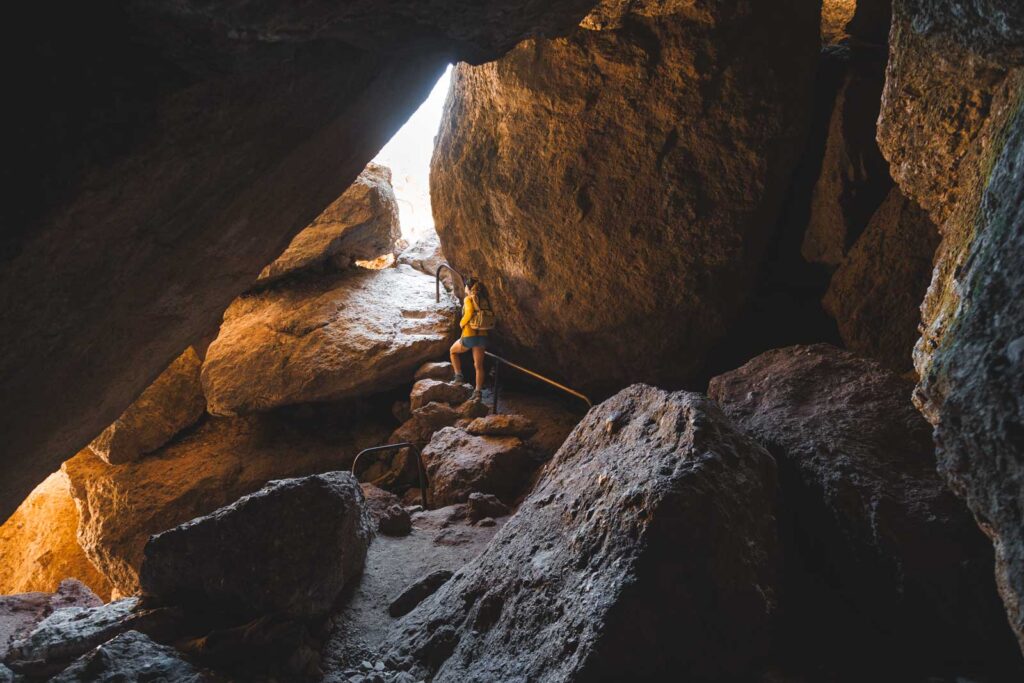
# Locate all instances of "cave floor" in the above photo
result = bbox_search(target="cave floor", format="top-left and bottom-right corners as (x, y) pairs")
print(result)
(320, 505), (505, 679)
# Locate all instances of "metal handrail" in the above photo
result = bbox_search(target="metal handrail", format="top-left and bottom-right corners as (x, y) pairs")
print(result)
(351, 442), (428, 507)
(484, 351), (592, 413)
(435, 263), (465, 303)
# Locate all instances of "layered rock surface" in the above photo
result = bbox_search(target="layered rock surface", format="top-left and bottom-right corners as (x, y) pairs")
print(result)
(823, 188), (939, 371)
(50, 631), (213, 683)
(709, 344), (1020, 672)
(383, 385), (780, 681)
(431, 0), (819, 393)
(202, 265), (458, 415)
(257, 162), (400, 283)
(0, 580), (101, 662)
(876, 0), (1024, 651)
(87, 348), (205, 465)
(141, 472), (370, 620)
(0, 473), (112, 600)
(0, 0), (597, 524)
(63, 412), (389, 596)
(926, 107), (1024, 654)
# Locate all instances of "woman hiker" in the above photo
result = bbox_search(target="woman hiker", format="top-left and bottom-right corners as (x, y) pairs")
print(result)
(450, 277), (494, 401)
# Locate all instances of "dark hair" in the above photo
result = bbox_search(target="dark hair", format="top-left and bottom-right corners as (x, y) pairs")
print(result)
(470, 280), (490, 309)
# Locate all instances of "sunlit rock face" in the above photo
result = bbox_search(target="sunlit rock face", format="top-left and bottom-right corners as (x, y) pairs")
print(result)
(0, 473), (112, 600)
(257, 162), (400, 284)
(431, 0), (819, 395)
(87, 348), (205, 466)
(202, 265), (458, 415)
(0, 0), (599, 524)
(876, 0), (1024, 651)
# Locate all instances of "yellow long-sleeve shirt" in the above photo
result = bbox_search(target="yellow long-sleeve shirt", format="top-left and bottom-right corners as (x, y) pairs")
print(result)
(460, 295), (488, 338)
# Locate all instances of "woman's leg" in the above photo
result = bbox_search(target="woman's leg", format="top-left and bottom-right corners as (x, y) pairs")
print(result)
(472, 347), (486, 392)
(450, 339), (467, 379)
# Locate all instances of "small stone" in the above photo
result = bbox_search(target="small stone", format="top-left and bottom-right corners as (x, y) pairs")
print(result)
(374, 661), (385, 671)
(414, 362), (454, 382)
(388, 570), (455, 618)
(464, 414), (537, 438)
(477, 517), (496, 527)
(468, 492), (510, 521)
(409, 380), (473, 411)
(361, 660), (373, 670)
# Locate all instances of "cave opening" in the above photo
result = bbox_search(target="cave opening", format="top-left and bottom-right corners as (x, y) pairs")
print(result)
(373, 64), (453, 242)
(3, 0), (1024, 681)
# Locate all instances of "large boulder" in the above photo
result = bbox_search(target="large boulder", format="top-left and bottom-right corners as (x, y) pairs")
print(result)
(823, 188), (939, 371)
(257, 162), (400, 283)
(63, 413), (389, 596)
(408, 379), (472, 412)
(87, 348), (205, 465)
(383, 385), (780, 681)
(431, 0), (819, 394)
(709, 344), (1021, 671)
(0, 472), (112, 600)
(876, 1), (1024, 651)
(202, 265), (458, 415)
(925, 107), (1024, 655)
(0, 0), (598, 526)
(420, 427), (537, 506)
(140, 472), (370, 620)
(51, 631), (214, 683)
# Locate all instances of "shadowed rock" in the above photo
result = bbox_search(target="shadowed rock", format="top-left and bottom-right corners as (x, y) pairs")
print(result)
(141, 472), (370, 620)
(802, 44), (892, 268)
(924, 107), (1024, 656)
(51, 630), (214, 683)
(709, 344), (1021, 673)
(361, 484), (412, 537)
(383, 385), (780, 681)
(388, 571), (454, 618)
(0, 580), (101, 662)
(64, 413), (388, 596)
(823, 188), (939, 371)
(876, 2), (1024, 653)
(5, 598), (180, 679)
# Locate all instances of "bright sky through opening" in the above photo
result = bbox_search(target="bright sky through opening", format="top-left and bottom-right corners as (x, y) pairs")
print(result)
(373, 65), (453, 242)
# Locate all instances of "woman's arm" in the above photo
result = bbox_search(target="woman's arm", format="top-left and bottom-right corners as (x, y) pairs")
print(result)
(460, 295), (475, 329)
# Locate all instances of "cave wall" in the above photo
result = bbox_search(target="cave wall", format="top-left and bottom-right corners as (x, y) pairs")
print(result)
(0, 0), (599, 523)
(431, 0), (820, 396)
(876, 0), (1024, 651)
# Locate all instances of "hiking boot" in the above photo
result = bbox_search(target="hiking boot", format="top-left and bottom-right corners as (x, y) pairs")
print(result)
(471, 389), (483, 402)
(450, 373), (465, 385)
